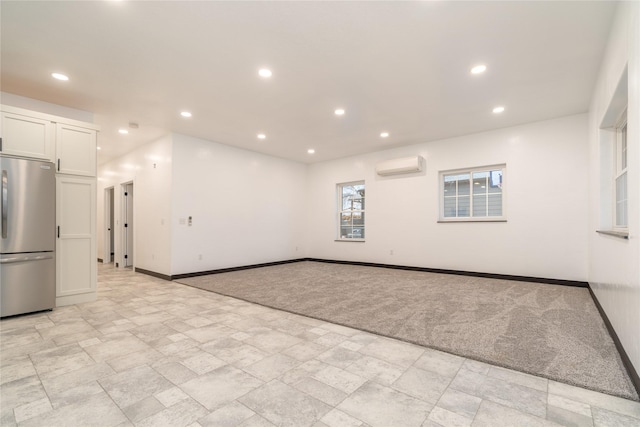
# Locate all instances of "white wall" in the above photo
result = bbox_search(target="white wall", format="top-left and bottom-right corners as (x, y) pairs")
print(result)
(588, 2), (640, 379)
(307, 114), (589, 281)
(1, 92), (94, 123)
(97, 135), (173, 276)
(170, 134), (307, 275)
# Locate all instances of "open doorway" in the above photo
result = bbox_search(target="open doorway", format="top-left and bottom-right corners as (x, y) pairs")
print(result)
(104, 187), (115, 263)
(121, 182), (134, 268)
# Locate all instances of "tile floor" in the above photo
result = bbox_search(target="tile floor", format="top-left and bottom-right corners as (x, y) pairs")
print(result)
(1, 263), (639, 427)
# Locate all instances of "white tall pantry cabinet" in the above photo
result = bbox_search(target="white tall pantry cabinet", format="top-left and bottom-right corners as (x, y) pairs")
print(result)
(1, 105), (98, 307)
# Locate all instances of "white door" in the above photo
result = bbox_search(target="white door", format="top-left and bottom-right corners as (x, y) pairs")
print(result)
(104, 187), (114, 263)
(56, 176), (96, 297)
(109, 189), (115, 263)
(122, 183), (134, 267)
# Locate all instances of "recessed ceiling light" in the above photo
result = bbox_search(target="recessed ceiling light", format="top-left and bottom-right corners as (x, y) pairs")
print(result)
(380, 132), (389, 138)
(51, 72), (69, 81)
(118, 129), (129, 134)
(307, 149), (315, 154)
(492, 106), (505, 114)
(257, 133), (266, 140)
(258, 68), (272, 78)
(180, 111), (192, 118)
(334, 109), (345, 116)
(471, 65), (487, 74)
(97, 146), (102, 150)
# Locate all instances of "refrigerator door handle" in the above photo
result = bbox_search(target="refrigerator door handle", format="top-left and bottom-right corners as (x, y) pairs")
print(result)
(1, 169), (7, 239)
(0, 254), (54, 264)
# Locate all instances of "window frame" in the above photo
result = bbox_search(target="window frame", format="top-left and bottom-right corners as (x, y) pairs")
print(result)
(439, 165), (506, 223)
(336, 180), (365, 241)
(613, 110), (628, 230)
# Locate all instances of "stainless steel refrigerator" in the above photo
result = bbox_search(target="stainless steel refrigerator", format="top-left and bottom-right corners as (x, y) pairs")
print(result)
(1, 155), (56, 317)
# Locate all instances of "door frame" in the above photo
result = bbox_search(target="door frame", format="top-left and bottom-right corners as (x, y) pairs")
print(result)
(120, 181), (134, 268)
(103, 186), (114, 263)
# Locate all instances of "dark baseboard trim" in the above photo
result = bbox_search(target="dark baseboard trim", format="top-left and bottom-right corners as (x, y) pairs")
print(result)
(588, 286), (640, 399)
(97, 258), (103, 263)
(135, 267), (172, 282)
(140, 257), (587, 287)
(306, 258), (589, 288)
(171, 258), (308, 280)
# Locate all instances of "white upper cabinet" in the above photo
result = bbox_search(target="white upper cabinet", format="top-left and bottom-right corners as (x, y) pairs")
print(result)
(0, 111), (54, 161)
(0, 105), (98, 177)
(56, 123), (97, 176)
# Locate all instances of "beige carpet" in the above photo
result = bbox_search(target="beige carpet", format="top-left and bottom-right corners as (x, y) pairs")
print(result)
(175, 261), (638, 401)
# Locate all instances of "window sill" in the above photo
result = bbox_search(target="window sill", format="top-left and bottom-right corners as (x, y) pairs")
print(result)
(438, 219), (507, 223)
(596, 230), (629, 239)
(334, 239), (366, 243)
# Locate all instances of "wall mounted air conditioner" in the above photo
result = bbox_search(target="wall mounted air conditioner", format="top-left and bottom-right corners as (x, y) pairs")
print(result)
(375, 156), (424, 176)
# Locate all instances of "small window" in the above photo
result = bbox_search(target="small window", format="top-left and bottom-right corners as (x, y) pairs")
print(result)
(614, 112), (627, 229)
(337, 181), (365, 240)
(440, 165), (505, 222)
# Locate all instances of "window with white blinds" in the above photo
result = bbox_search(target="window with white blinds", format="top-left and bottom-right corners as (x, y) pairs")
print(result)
(614, 113), (628, 229)
(337, 181), (365, 240)
(440, 166), (505, 221)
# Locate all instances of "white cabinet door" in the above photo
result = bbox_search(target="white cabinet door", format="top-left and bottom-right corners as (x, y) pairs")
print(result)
(56, 123), (97, 176)
(56, 176), (96, 298)
(0, 112), (54, 161)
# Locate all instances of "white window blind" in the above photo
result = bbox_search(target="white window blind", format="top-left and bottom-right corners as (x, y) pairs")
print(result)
(614, 116), (627, 229)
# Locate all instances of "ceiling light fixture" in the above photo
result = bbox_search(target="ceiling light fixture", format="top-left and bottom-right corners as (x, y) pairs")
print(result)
(97, 147), (102, 150)
(307, 149), (315, 154)
(380, 132), (389, 138)
(257, 133), (266, 140)
(492, 106), (505, 114)
(180, 111), (192, 118)
(258, 68), (272, 78)
(118, 129), (129, 134)
(51, 72), (69, 81)
(471, 64), (487, 74)
(334, 109), (345, 116)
